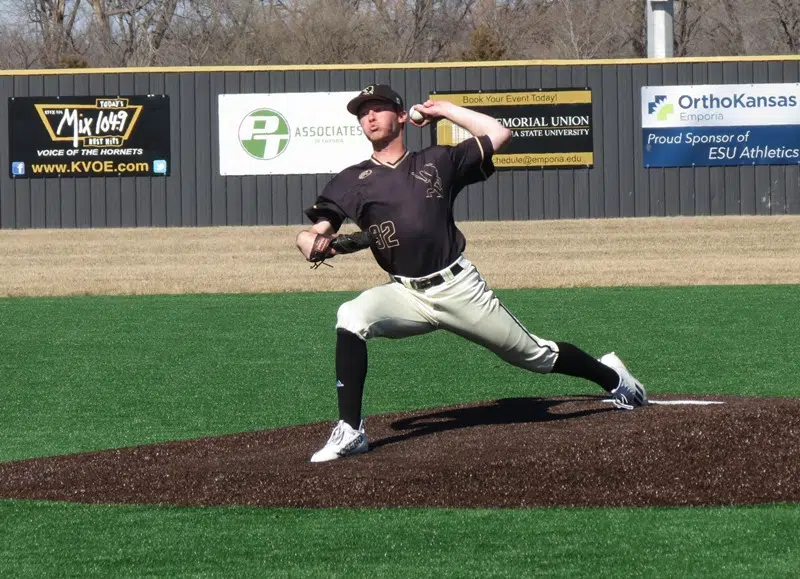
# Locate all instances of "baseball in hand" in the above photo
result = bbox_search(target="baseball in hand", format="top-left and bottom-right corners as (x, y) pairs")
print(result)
(409, 105), (426, 122)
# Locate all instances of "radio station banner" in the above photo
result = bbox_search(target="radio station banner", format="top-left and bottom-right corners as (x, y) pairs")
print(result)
(431, 89), (593, 169)
(642, 83), (800, 167)
(218, 92), (372, 175)
(9, 95), (170, 178)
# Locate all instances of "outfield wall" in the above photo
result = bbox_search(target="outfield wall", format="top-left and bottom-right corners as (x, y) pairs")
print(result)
(1, 57), (799, 229)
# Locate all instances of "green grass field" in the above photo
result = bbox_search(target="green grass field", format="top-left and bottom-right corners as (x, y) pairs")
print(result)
(2, 286), (799, 577)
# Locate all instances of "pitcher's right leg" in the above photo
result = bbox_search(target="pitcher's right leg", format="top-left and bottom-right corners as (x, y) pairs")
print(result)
(336, 282), (437, 340)
(334, 282), (436, 428)
(311, 283), (437, 462)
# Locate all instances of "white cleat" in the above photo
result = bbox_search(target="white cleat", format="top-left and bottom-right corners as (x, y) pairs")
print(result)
(600, 352), (648, 410)
(310, 419), (369, 462)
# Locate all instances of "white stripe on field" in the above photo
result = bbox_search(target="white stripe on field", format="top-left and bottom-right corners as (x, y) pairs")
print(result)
(602, 399), (725, 406)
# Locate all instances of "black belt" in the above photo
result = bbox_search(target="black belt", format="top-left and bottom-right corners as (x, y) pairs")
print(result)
(393, 263), (464, 291)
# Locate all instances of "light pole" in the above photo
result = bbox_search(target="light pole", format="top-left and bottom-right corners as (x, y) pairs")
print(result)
(647, 0), (674, 58)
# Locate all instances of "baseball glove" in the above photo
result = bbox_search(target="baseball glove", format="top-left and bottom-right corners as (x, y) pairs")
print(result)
(309, 230), (376, 268)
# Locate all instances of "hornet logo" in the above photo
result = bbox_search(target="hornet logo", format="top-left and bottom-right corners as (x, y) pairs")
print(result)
(411, 163), (443, 198)
(648, 95), (674, 121)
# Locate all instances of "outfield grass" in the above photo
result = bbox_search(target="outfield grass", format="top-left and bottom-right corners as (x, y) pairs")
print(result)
(1, 501), (798, 578)
(1, 286), (799, 577)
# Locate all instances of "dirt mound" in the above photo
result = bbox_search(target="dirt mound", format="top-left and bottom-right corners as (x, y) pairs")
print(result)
(1, 395), (798, 508)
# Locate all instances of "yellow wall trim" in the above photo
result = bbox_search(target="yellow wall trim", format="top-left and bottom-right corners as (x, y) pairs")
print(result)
(2, 55), (800, 76)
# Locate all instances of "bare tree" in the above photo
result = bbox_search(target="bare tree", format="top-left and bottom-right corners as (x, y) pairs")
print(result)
(460, 0), (555, 60)
(0, 22), (43, 69)
(263, 0), (371, 64)
(619, 0), (647, 57)
(232, 0), (283, 65)
(769, 0), (800, 52)
(715, 0), (748, 54)
(460, 23), (508, 61)
(549, 0), (625, 59)
(369, 0), (477, 62)
(122, 0), (180, 65)
(25, 0), (84, 67)
(9, 0), (800, 68)
(672, 0), (706, 57)
(79, 0), (181, 66)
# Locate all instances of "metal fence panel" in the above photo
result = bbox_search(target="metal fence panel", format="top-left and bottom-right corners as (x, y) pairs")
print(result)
(1, 59), (799, 228)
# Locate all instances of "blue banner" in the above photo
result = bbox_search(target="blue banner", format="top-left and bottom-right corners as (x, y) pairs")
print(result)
(643, 125), (800, 167)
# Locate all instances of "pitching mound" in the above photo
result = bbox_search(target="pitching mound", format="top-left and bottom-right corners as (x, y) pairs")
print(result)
(1, 395), (799, 508)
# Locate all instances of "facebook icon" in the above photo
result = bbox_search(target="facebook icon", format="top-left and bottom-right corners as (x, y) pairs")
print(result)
(11, 162), (25, 176)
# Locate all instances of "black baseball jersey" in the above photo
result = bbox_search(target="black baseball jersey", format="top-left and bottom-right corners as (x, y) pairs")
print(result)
(305, 135), (495, 277)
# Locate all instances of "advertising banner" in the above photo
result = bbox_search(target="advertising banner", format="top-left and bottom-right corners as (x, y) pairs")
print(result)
(9, 95), (170, 178)
(218, 92), (372, 175)
(430, 89), (593, 169)
(642, 83), (800, 167)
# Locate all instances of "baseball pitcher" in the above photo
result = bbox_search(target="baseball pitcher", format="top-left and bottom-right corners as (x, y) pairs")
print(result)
(296, 84), (647, 462)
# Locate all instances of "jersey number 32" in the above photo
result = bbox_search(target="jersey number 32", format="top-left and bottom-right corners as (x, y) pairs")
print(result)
(368, 220), (400, 250)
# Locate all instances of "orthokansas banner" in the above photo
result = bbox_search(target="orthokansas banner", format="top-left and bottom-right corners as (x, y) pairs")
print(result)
(9, 95), (170, 178)
(218, 92), (372, 175)
(642, 83), (800, 167)
(431, 89), (593, 169)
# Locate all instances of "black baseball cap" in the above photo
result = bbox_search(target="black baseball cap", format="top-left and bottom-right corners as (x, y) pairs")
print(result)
(347, 84), (404, 116)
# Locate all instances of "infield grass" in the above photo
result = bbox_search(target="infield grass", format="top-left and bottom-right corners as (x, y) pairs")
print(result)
(1, 285), (799, 577)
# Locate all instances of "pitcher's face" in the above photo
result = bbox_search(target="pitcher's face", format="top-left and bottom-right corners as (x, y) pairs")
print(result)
(357, 100), (407, 144)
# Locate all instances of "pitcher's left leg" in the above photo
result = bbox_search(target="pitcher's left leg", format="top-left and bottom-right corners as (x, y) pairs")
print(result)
(430, 265), (647, 407)
(430, 266), (558, 372)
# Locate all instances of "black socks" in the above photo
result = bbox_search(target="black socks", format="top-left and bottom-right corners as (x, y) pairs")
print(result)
(334, 335), (618, 429)
(551, 342), (620, 392)
(335, 329), (367, 429)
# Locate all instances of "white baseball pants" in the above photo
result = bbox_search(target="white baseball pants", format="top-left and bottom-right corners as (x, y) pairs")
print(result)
(335, 256), (559, 373)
